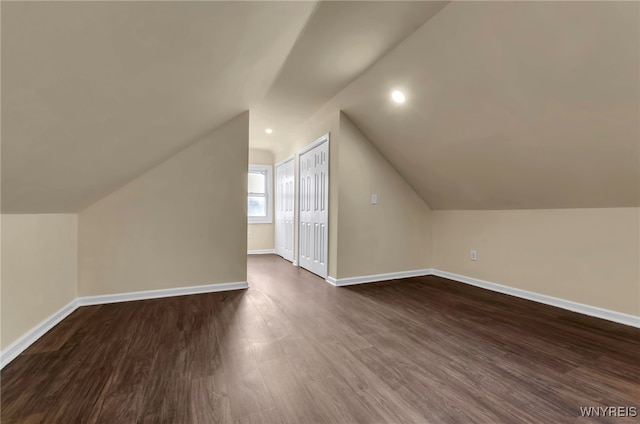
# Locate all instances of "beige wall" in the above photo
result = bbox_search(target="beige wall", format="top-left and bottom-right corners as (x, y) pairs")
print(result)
(337, 113), (432, 278)
(274, 110), (432, 279)
(1, 214), (77, 349)
(432, 208), (640, 316)
(78, 112), (249, 296)
(248, 149), (275, 251)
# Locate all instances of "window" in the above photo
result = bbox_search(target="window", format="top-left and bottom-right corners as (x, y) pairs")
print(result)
(248, 164), (272, 224)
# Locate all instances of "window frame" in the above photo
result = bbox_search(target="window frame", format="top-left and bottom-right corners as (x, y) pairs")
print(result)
(248, 164), (273, 224)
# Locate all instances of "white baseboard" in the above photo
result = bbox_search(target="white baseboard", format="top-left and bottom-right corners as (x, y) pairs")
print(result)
(431, 269), (640, 328)
(248, 249), (276, 255)
(3, 269), (636, 371)
(326, 268), (433, 287)
(324, 266), (639, 327)
(77, 281), (249, 306)
(0, 299), (78, 369)
(0, 281), (249, 369)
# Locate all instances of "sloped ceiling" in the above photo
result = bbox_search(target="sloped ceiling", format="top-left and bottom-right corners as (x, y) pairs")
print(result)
(1, 1), (317, 213)
(336, 1), (639, 209)
(2, 0), (447, 213)
(3, 1), (637, 213)
(249, 1), (448, 152)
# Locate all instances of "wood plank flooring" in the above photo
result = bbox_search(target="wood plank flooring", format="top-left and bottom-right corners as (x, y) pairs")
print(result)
(2, 254), (639, 423)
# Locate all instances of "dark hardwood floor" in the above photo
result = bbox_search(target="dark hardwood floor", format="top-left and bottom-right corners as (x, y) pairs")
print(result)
(2, 254), (639, 423)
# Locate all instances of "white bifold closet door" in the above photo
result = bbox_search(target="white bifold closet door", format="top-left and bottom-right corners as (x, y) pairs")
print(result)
(298, 134), (329, 279)
(275, 157), (294, 262)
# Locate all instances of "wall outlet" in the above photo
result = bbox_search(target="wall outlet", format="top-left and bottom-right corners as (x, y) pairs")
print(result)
(470, 250), (477, 261)
(371, 194), (378, 205)
(248, 231), (253, 239)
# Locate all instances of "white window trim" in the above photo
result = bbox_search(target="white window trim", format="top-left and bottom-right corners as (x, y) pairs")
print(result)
(248, 164), (273, 224)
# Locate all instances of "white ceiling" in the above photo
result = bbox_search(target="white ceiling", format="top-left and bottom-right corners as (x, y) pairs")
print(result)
(1, 1), (317, 212)
(2, 0), (447, 213)
(3, 1), (637, 212)
(249, 1), (448, 152)
(332, 1), (640, 209)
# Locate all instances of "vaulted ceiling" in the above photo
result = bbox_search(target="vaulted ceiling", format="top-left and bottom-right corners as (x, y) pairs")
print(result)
(332, 1), (640, 209)
(249, 1), (447, 151)
(1, 1), (446, 213)
(2, 1), (638, 212)
(2, 1), (317, 212)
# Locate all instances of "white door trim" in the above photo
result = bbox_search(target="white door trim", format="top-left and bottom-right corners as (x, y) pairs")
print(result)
(275, 154), (295, 168)
(298, 133), (329, 156)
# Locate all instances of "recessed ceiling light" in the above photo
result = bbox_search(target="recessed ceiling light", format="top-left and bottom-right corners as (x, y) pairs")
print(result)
(265, 128), (273, 134)
(391, 90), (405, 104)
